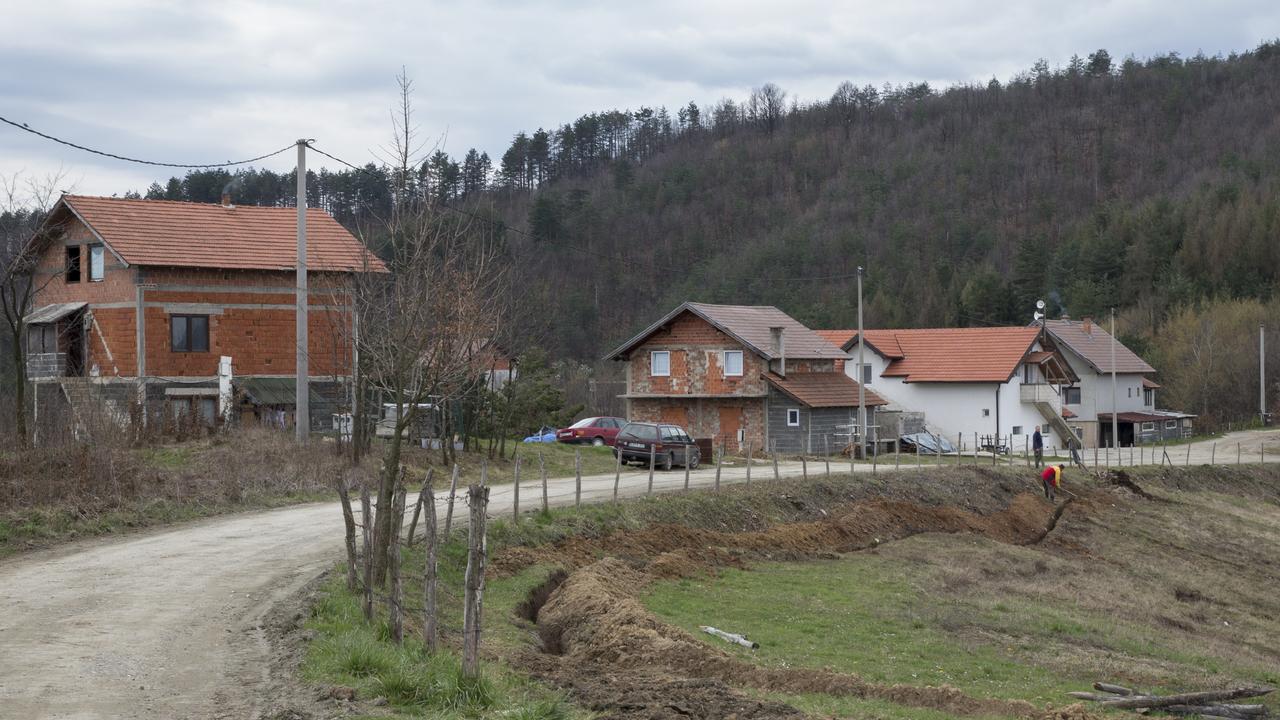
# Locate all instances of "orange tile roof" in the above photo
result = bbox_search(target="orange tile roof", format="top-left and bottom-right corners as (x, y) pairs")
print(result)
(825, 327), (1041, 383)
(765, 372), (887, 408)
(60, 195), (387, 273)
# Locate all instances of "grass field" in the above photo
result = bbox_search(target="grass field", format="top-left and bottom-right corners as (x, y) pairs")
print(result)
(399, 441), (618, 488)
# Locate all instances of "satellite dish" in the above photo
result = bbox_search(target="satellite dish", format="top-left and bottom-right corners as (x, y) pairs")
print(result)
(1036, 299), (1046, 310)
(1034, 311), (1045, 322)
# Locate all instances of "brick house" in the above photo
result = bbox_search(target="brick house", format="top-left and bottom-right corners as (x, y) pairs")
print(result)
(605, 302), (885, 455)
(24, 194), (386, 429)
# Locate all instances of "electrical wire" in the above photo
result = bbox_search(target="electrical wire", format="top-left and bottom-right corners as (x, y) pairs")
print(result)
(0, 114), (296, 168)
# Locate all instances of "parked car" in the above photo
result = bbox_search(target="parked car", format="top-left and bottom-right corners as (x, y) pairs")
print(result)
(522, 425), (558, 443)
(613, 422), (700, 470)
(555, 416), (626, 446)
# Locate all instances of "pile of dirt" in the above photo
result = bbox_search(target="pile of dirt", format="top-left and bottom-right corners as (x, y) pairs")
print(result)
(530, 558), (1041, 719)
(496, 491), (1065, 579)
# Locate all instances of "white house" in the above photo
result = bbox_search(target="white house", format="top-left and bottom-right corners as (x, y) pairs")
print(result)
(817, 327), (1079, 452)
(1042, 318), (1194, 448)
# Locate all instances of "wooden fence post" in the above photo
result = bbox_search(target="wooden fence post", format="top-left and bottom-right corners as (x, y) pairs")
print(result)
(648, 443), (655, 494)
(746, 441), (753, 483)
(801, 455), (808, 480)
(575, 448), (582, 508)
(337, 477), (359, 593)
(1024, 435), (1030, 467)
(443, 463), (459, 539)
(613, 446), (622, 502)
(512, 452), (521, 522)
(422, 469), (439, 653)
(461, 484), (489, 679)
(360, 483), (373, 621)
(974, 432), (979, 465)
(957, 433), (962, 467)
(772, 451), (780, 481)
(388, 483), (406, 644)
(407, 468), (432, 546)
(538, 450), (548, 513)
(683, 444), (691, 491)
(1185, 443), (1191, 466)
(1211, 443), (1216, 465)
(715, 441), (723, 491)
(1238, 442), (1242, 464)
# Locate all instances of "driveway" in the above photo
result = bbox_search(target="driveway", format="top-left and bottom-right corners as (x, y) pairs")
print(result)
(0, 457), (860, 719)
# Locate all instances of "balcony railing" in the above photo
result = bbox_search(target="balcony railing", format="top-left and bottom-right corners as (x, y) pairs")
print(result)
(1019, 383), (1059, 404)
(26, 352), (67, 379)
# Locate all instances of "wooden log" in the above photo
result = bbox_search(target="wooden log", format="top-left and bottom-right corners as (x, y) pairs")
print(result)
(335, 477), (360, 594)
(1160, 704), (1264, 719)
(1068, 692), (1120, 701)
(461, 484), (490, 678)
(422, 470), (439, 653)
(443, 463), (459, 538)
(1093, 682), (1134, 696)
(1100, 687), (1273, 710)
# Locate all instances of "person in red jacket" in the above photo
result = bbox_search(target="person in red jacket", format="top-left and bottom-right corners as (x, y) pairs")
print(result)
(1040, 464), (1064, 501)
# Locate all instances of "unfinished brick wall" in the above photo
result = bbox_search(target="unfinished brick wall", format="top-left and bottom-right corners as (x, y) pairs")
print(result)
(629, 398), (766, 452)
(627, 311), (767, 396)
(31, 215), (353, 379)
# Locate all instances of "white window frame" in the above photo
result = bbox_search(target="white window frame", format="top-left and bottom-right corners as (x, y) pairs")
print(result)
(88, 244), (105, 282)
(723, 350), (744, 377)
(786, 408), (801, 427)
(650, 350), (670, 377)
(1141, 422), (1155, 431)
(857, 362), (872, 385)
(1165, 419), (1177, 429)
(1012, 425), (1023, 435)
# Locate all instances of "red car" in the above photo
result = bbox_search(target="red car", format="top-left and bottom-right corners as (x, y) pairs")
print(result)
(555, 416), (626, 446)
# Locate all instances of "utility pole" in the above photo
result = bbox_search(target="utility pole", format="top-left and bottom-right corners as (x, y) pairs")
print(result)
(1110, 308), (1118, 450)
(1262, 323), (1268, 426)
(857, 266), (867, 462)
(295, 139), (309, 443)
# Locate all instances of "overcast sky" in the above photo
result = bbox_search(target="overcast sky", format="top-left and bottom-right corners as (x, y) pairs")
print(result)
(2, 0), (1277, 199)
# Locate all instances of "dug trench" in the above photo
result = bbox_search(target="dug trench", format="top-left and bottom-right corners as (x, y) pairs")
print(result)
(499, 470), (1116, 720)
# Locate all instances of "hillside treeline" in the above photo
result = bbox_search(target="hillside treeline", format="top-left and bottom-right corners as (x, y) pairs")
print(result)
(136, 43), (1280, 426)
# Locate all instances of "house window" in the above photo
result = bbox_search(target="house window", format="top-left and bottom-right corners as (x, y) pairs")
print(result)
(857, 363), (872, 385)
(88, 244), (105, 281)
(1165, 419), (1177, 429)
(1141, 422), (1155, 432)
(65, 246), (81, 283)
(171, 315), (209, 352)
(786, 408), (800, 427)
(1127, 387), (1132, 398)
(1144, 388), (1153, 406)
(650, 350), (670, 377)
(1075, 427), (1084, 440)
(982, 408), (990, 417)
(723, 350), (743, 376)
(1064, 387), (1082, 404)
(1012, 425), (1023, 435)
(28, 324), (57, 353)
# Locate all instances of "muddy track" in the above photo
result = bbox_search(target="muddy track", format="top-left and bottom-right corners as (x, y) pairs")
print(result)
(511, 492), (1098, 720)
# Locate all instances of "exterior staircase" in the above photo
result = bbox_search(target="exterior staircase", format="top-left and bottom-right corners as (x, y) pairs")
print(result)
(58, 378), (127, 440)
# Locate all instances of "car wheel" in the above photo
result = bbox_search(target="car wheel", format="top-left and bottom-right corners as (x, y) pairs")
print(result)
(592, 437), (605, 447)
(663, 452), (674, 471)
(688, 451), (699, 470)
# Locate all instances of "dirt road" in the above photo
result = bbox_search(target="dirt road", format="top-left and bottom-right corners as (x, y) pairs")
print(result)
(1046, 428), (1280, 467)
(0, 456), (851, 720)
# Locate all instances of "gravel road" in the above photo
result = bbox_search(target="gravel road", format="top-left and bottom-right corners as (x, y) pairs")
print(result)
(0, 456), (839, 719)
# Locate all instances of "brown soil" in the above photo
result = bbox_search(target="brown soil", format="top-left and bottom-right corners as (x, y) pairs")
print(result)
(496, 491), (1068, 579)
(513, 492), (1094, 719)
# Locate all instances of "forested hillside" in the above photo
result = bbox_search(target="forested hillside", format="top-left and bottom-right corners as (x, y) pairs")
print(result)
(133, 43), (1280, 425)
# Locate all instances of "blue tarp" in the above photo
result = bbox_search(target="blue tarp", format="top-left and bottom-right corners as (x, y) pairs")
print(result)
(900, 432), (956, 455)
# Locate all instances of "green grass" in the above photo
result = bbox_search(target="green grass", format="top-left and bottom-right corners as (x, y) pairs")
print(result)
(400, 441), (619, 488)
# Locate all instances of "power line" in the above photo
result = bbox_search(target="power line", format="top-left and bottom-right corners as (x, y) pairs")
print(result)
(0, 114), (296, 169)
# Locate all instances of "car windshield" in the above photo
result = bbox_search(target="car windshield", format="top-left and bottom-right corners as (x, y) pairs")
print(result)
(568, 417), (597, 429)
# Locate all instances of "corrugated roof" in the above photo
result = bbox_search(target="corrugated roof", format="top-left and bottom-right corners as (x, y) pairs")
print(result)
(605, 302), (846, 361)
(765, 372), (887, 408)
(832, 327), (1041, 383)
(238, 377), (328, 406)
(24, 301), (86, 324)
(59, 195), (387, 273)
(1043, 319), (1155, 374)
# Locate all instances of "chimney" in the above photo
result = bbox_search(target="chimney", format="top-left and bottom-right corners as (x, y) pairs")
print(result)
(1082, 317), (1093, 334)
(770, 326), (786, 377)
(220, 191), (232, 207)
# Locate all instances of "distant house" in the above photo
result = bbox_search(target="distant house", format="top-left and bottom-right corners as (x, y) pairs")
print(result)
(605, 302), (885, 455)
(819, 327), (1079, 452)
(1042, 318), (1194, 447)
(24, 194), (386, 430)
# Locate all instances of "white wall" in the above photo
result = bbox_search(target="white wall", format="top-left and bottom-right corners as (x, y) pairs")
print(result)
(845, 339), (1067, 450)
(1058, 350), (1150, 421)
